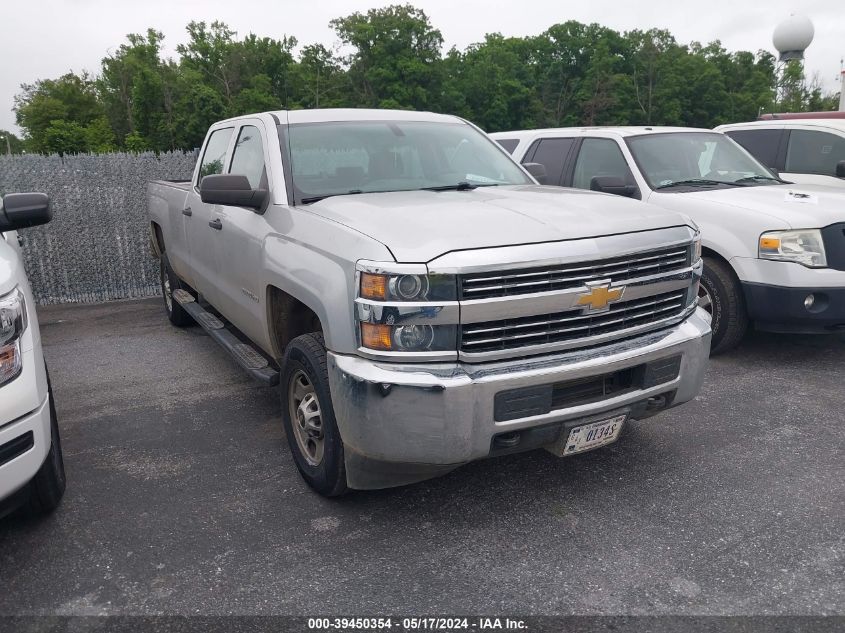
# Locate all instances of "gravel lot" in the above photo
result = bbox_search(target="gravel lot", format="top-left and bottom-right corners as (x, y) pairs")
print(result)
(0, 298), (843, 616)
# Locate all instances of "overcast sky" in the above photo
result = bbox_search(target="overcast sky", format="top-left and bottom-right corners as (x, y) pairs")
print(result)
(1, 0), (841, 134)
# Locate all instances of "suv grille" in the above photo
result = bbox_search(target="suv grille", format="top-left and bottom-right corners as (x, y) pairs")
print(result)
(821, 223), (845, 272)
(461, 290), (687, 354)
(459, 246), (690, 300)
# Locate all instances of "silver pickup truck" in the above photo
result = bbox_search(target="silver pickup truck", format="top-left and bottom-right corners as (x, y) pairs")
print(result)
(147, 109), (711, 496)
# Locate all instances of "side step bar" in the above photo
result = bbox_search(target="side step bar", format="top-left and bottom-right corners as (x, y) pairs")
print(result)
(173, 289), (280, 386)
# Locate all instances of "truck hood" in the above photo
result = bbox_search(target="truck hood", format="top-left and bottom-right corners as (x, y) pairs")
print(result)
(0, 237), (22, 296)
(666, 184), (845, 229)
(305, 185), (690, 262)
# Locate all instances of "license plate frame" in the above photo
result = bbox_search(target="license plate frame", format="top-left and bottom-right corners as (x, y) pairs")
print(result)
(562, 414), (627, 456)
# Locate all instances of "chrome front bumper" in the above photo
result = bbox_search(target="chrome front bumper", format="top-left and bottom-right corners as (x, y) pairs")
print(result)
(328, 308), (712, 489)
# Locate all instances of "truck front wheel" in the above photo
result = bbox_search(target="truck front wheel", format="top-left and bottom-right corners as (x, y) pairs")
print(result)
(280, 333), (348, 497)
(700, 256), (748, 354)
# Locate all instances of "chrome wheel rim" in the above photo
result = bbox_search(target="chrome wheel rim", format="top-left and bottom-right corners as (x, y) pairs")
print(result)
(162, 267), (173, 313)
(288, 370), (324, 466)
(698, 284), (713, 314)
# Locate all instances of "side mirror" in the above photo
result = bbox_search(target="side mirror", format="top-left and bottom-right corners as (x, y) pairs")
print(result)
(523, 162), (548, 185)
(590, 176), (637, 197)
(200, 174), (268, 211)
(836, 160), (845, 179)
(0, 193), (52, 232)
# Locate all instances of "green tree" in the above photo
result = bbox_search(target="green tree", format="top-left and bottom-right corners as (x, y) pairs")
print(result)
(99, 29), (179, 151)
(43, 120), (88, 155)
(294, 44), (346, 108)
(330, 4), (444, 110)
(0, 130), (25, 154)
(14, 73), (103, 152)
(442, 34), (540, 131)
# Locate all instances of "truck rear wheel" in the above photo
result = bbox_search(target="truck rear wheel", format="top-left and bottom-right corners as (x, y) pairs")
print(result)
(160, 253), (193, 327)
(280, 333), (348, 497)
(700, 256), (748, 354)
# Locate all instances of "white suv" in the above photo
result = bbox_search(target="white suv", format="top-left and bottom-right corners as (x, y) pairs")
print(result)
(716, 118), (845, 188)
(491, 127), (845, 353)
(0, 192), (66, 519)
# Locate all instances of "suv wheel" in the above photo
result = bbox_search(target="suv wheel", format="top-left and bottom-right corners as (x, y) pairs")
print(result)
(700, 256), (748, 354)
(22, 371), (66, 516)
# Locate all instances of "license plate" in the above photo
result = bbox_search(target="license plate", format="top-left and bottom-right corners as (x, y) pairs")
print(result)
(564, 414), (626, 455)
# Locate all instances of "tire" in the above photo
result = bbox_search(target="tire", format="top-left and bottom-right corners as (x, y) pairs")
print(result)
(159, 252), (193, 327)
(699, 256), (748, 354)
(21, 372), (66, 516)
(280, 333), (348, 497)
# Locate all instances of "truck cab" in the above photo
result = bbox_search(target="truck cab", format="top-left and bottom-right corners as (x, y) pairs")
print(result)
(493, 126), (845, 353)
(148, 110), (711, 495)
(0, 193), (66, 519)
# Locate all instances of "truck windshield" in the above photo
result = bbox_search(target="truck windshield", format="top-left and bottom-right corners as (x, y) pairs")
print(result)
(282, 120), (533, 204)
(626, 132), (780, 191)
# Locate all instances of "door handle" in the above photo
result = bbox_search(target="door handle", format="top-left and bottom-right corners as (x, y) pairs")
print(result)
(182, 207), (192, 217)
(208, 218), (223, 230)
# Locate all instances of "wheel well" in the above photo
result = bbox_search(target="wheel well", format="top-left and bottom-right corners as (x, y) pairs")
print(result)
(701, 247), (739, 279)
(267, 286), (323, 358)
(150, 222), (165, 257)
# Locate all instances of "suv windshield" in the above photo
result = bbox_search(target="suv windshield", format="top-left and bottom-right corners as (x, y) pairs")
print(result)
(626, 132), (779, 191)
(282, 120), (532, 204)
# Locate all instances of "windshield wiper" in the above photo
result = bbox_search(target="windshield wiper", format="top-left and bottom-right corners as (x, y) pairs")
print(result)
(422, 182), (500, 192)
(734, 175), (787, 184)
(655, 178), (746, 190)
(299, 190), (363, 205)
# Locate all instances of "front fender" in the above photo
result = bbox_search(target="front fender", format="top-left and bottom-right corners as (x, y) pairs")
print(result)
(261, 207), (394, 355)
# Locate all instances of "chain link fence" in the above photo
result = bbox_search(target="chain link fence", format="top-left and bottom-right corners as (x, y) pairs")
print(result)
(0, 151), (196, 304)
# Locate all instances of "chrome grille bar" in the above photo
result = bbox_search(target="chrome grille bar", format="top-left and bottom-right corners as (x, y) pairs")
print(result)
(460, 246), (690, 300)
(461, 290), (688, 353)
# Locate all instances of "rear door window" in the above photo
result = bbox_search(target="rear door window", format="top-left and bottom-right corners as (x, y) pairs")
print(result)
(522, 138), (576, 186)
(197, 128), (234, 185)
(785, 130), (845, 176)
(725, 129), (782, 168)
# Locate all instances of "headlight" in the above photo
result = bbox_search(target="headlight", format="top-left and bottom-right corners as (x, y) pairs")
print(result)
(360, 272), (456, 302)
(0, 288), (27, 385)
(759, 230), (827, 268)
(693, 232), (702, 262)
(357, 264), (458, 358)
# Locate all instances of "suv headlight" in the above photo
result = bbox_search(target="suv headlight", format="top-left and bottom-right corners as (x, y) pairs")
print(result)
(356, 264), (458, 358)
(0, 288), (27, 385)
(759, 230), (827, 268)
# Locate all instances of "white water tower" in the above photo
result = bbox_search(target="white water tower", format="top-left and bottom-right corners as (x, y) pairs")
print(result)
(773, 14), (815, 61)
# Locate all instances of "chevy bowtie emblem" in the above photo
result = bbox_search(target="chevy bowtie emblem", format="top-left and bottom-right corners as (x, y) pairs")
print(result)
(576, 282), (624, 313)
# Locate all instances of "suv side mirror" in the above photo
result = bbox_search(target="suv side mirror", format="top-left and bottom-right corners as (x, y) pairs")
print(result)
(836, 160), (845, 179)
(200, 174), (268, 211)
(590, 176), (637, 197)
(523, 162), (548, 185)
(0, 193), (52, 232)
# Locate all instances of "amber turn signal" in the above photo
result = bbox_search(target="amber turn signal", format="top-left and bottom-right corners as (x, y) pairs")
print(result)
(760, 236), (780, 250)
(361, 323), (393, 350)
(360, 273), (388, 300)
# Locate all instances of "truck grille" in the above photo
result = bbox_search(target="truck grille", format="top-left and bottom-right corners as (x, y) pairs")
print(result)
(459, 246), (690, 300)
(460, 290), (687, 354)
